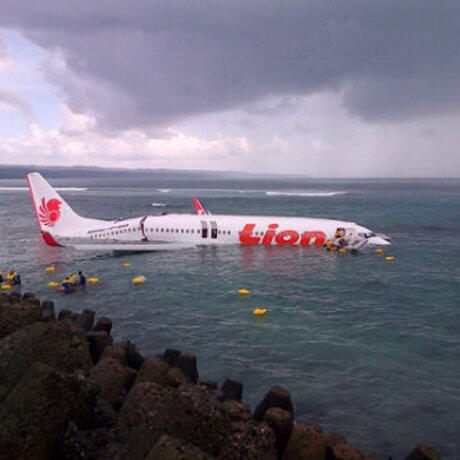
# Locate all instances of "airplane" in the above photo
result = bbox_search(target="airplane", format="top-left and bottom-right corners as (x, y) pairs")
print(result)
(26, 172), (390, 252)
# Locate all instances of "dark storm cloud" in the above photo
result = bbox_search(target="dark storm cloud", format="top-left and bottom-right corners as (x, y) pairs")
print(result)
(0, 0), (458, 129)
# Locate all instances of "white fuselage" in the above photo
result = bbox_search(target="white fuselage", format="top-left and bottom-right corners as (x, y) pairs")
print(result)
(58, 213), (373, 247)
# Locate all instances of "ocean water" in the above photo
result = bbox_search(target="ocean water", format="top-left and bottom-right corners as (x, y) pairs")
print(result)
(0, 176), (458, 458)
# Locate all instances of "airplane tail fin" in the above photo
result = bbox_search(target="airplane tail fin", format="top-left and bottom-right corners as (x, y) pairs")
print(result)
(193, 197), (208, 215)
(26, 172), (103, 246)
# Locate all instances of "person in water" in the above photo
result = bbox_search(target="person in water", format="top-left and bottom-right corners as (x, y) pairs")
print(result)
(12, 273), (21, 285)
(61, 278), (73, 294)
(78, 271), (86, 288)
(0, 271), (3, 283)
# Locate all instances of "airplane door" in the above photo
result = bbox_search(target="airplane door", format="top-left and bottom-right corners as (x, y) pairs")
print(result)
(200, 221), (208, 238)
(210, 221), (217, 239)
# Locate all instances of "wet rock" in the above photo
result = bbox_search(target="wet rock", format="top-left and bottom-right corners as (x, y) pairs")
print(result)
(22, 292), (37, 302)
(61, 422), (116, 459)
(203, 380), (218, 390)
(218, 420), (276, 459)
(364, 453), (382, 460)
(163, 348), (181, 366)
(0, 320), (92, 400)
(177, 352), (199, 383)
(115, 382), (265, 458)
(283, 422), (327, 459)
(58, 308), (78, 321)
(264, 407), (293, 458)
(221, 378), (243, 401)
(327, 432), (348, 449)
(86, 330), (112, 364)
(136, 356), (170, 386)
(0, 298), (52, 339)
(404, 443), (442, 460)
(122, 340), (145, 370)
(112, 382), (175, 458)
(40, 300), (55, 321)
(253, 385), (294, 421)
(0, 362), (97, 458)
(91, 398), (118, 429)
(100, 342), (128, 365)
(75, 308), (95, 331)
(331, 443), (365, 460)
(88, 358), (137, 410)
(92, 316), (112, 334)
(166, 366), (189, 387)
(222, 400), (252, 422)
(146, 434), (215, 459)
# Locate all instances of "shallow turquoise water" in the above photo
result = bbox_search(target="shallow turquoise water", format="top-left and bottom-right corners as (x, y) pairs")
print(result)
(0, 177), (458, 457)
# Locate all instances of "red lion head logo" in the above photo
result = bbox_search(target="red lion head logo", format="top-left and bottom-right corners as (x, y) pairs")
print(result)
(39, 198), (62, 227)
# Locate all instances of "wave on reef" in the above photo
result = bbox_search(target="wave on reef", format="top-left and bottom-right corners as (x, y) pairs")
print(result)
(265, 191), (347, 197)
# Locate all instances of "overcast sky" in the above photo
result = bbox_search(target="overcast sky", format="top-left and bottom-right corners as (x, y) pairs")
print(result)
(0, 0), (459, 177)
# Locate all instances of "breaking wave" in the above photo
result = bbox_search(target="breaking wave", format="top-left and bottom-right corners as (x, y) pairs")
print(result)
(156, 189), (171, 193)
(266, 191), (347, 197)
(151, 202), (166, 207)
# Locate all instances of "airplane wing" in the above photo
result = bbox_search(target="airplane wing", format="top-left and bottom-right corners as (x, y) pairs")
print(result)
(71, 242), (197, 252)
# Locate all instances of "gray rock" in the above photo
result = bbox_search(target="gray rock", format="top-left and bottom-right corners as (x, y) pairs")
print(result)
(136, 356), (170, 386)
(404, 443), (442, 460)
(75, 309), (95, 331)
(40, 300), (55, 321)
(88, 358), (137, 410)
(221, 378), (243, 401)
(163, 348), (181, 366)
(331, 443), (365, 460)
(0, 362), (97, 458)
(114, 382), (271, 458)
(92, 316), (112, 334)
(253, 385), (294, 421)
(58, 309), (78, 321)
(264, 407), (293, 458)
(86, 330), (112, 364)
(166, 366), (189, 388)
(177, 352), (199, 383)
(0, 298), (52, 339)
(0, 320), (92, 401)
(283, 422), (327, 460)
(122, 340), (145, 370)
(100, 343), (128, 365)
(146, 434), (215, 459)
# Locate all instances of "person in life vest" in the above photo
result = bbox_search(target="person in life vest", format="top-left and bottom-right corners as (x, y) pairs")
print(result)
(333, 228), (347, 249)
(12, 273), (21, 285)
(78, 271), (86, 288)
(0, 271), (3, 283)
(61, 277), (73, 294)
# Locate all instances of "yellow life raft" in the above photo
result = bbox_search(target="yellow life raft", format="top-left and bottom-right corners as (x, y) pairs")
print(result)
(132, 276), (145, 285)
(254, 308), (268, 316)
(338, 248), (347, 254)
(47, 281), (60, 288)
(385, 256), (395, 262)
(123, 262), (131, 268)
(87, 277), (99, 284)
(238, 289), (250, 296)
(1, 284), (11, 290)
(45, 266), (56, 273)
(6, 272), (16, 281)
(375, 248), (383, 255)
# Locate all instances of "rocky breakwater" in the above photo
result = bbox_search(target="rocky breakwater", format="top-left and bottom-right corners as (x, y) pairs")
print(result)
(0, 292), (443, 459)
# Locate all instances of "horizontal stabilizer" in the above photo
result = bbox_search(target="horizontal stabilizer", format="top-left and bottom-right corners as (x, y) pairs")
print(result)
(71, 243), (197, 252)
